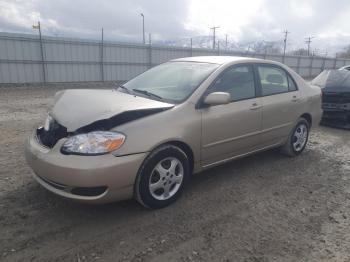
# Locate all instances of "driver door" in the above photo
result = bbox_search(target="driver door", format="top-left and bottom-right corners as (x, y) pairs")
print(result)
(200, 64), (263, 168)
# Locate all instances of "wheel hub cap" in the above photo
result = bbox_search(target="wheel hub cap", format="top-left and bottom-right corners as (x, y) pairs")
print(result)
(292, 123), (308, 152)
(149, 157), (184, 201)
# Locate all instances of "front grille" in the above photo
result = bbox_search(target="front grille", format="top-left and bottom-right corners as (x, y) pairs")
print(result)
(322, 111), (349, 120)
(37, 118), (67, 148)
(321, 109), (350, 129)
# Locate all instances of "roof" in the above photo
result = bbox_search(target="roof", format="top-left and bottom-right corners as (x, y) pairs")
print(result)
(171, 56), (264, 65)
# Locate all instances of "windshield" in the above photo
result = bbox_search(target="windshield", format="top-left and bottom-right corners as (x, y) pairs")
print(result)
(122, 61), (219, 103)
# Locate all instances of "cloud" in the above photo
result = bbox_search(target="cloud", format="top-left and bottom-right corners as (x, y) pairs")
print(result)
(0, 0), (193, 41)
(0, 0), (349, 54)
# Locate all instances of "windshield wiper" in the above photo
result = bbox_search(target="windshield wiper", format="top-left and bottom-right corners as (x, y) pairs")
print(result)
(117, 85), (133, 94)
(132, 89), (163, 100)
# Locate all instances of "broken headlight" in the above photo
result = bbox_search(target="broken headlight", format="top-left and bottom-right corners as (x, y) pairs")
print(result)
(61, 131), (125, 155)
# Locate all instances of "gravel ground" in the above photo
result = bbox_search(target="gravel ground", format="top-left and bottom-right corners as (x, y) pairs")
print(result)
(0, 85), (350, 262)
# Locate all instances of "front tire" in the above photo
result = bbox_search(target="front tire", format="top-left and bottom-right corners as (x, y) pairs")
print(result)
(134, 145), (190, 209)
(281, 118), (310, 157)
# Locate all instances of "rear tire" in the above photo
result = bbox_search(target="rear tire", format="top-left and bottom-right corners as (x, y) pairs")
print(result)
(134, 145), (190, 209)
(281, 118), (310, 157)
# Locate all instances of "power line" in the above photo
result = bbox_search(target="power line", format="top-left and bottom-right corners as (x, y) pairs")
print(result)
(305, 36), (315, 56)
(283, 30), (290, 56)
(210, 26), (220, 50)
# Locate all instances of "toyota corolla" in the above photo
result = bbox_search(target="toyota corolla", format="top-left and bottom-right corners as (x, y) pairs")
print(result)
(25, 56), (322, 209)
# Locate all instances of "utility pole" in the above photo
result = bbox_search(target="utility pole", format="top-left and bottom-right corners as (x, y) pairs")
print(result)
(283, 30), (290, 56)
(140, 13), (145, 44)
(225, 34), (228, 50)
(305, 36), (315, 56)
(33, 21), (46, 83)
(149, 33), (152, 45)
(210, 26), (220, 50)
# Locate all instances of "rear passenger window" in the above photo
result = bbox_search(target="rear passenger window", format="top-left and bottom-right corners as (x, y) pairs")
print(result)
(288, 76), (297, 91)
(209, 65), (256, 102)
(258, 66), (289, 96)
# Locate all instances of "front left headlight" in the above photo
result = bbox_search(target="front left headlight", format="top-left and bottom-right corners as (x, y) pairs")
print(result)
(61, 131), (125, 155)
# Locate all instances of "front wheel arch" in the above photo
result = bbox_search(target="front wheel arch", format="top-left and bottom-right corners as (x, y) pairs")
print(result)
(300, 113), (312, 127)
(147, 140), (194, 174)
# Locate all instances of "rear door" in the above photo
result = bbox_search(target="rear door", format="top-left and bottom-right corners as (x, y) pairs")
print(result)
(200, 64), (263, 167)
(256, 64), (301, 147)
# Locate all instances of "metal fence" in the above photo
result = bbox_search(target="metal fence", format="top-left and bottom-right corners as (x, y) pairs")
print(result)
(0, 32), (349, 84)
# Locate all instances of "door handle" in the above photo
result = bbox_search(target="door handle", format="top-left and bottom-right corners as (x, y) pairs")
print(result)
(250, 103), (262, 110)
(291, 95), (300, 102)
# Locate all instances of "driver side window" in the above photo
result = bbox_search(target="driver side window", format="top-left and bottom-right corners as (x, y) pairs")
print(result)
(209, 65), (256, 102)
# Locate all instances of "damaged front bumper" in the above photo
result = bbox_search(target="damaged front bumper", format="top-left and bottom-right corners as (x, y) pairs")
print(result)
(25, 131), (147, 203)
(321, 93), (350, 129)
(321, 110), (350, 129)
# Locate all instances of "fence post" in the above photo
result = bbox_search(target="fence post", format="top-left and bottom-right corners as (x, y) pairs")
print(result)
(148, 33), (152, 69)
(190, 38), (193, 57)
(37, 22), (46, 83)
(296, 56), (301, 74)
(309, 56), (314, 78)
(100, 28), (104, 82)
(321, 57), (326, 73)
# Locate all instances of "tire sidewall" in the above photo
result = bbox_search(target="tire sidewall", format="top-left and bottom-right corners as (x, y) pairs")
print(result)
(135, 145), (189, 209)
(290, 118), (309, 155)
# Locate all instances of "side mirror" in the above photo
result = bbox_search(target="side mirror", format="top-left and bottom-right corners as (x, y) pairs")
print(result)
(203, 92), (231, 106)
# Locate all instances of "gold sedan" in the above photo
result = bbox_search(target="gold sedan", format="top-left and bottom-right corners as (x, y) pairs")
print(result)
(25, 56), (322, 208)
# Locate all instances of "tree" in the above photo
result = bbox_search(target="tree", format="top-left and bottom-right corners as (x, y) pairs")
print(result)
(290, 48), (308, 56)
(337, 45), (350, 59)
(239, 41), (282, 54)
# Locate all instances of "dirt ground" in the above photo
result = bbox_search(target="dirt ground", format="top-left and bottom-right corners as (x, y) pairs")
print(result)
(0, 85), (350, 262)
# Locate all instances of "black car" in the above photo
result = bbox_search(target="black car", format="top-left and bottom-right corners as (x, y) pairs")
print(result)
(312, 69), (350, 129)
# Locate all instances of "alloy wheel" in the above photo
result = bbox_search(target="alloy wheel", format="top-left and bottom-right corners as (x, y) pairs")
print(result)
(292, 123), (308, 152)
(148, 157), (184, 200)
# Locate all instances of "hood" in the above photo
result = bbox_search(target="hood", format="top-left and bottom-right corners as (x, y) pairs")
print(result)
(312, 70), (350, 94)
(51, 89), (174, 132)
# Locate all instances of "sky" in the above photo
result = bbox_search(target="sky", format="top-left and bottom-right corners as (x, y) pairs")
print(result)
(0, 0), (349, 55)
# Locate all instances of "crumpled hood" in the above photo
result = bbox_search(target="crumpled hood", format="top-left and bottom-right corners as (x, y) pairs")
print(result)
(51, 89), (174, 132)
(313, 70), (350, 93)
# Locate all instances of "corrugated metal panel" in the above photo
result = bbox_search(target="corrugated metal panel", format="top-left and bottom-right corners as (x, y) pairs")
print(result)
(299, 58), (311, 67)
(336, 59), (346, 67)
(311, 68), (322, 76)
(312, 58), (323, 67)
(325, 59), (336, 68)
(284, 57), (298, 67)
(298, 68), (310, 77)
(1, 32), (350, 84)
